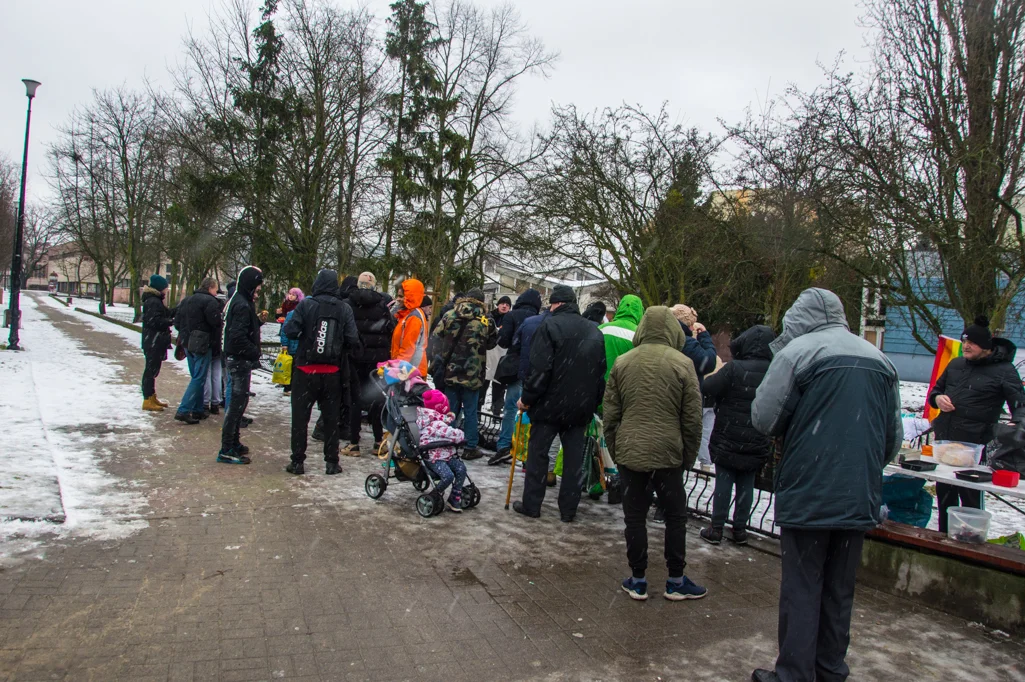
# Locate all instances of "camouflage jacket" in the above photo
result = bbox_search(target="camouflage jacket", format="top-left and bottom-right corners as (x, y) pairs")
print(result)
(433, 297), (498, 390)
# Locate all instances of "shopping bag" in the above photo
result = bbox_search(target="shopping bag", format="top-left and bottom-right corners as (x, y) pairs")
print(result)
(271, 350), (293, 385)
(511, 411), (531, 462)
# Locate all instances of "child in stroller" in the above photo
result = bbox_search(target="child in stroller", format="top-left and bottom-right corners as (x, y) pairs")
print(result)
(418, 390), (468, 513)
(364, 361), (481, 517)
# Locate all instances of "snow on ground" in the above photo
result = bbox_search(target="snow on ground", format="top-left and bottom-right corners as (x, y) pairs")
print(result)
(900, 380), (929, 413)
(0, 293), (150, 566)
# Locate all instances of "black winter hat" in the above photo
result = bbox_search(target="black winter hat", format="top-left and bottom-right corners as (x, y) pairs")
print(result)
(550, 285), (576, 305)
(497, 295), (512, 306)
(422, 295), (433, 307)
(465, 288), (485, 302)
(963, 315), (993, 350)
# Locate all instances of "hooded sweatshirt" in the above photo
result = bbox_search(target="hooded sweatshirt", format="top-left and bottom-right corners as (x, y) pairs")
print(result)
(223, 266), (264, 363)
(602, 306), (703, 471)
(751, 287), (903, 530)
(599, 295), (644, 380)
(283, 269), (361, 373)
(391, 279), (429, 376)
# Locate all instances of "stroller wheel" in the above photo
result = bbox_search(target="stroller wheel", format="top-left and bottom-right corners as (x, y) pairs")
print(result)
(461, 484), (480, 509)
(416, 492), (438, 518)
(413, 469), (431, 492)
(470, 485), (481, 508)
(365, 474), (387, 499)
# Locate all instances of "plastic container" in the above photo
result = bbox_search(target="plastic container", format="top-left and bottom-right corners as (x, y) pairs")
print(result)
(954, 469), (993, 483)
(921, 444), (934, 457)
(993, 470), (1021, 488)
(933, 440), (985, 467)
(946, 506), (992, 544)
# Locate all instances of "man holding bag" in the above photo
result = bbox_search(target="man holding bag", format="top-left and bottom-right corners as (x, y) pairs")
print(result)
(174, 277), (222, 425)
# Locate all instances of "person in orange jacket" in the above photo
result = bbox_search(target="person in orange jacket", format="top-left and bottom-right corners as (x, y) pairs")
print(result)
(391, 279), (429, 377)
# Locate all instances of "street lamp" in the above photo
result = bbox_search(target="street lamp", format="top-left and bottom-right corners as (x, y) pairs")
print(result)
(7, 78), (40, 351)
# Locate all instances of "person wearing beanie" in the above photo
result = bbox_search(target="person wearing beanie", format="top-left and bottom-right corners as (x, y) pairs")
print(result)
(513, 285), (606, 522)
(928, 314), (1025, 531)
(141, 273), (177, 412)
(431, 286), (498, 460)
(416, 389), (468, 512)
(582, 301), (607, 325)
(483, 294), (514, 416)
(422, 295), (433, 319)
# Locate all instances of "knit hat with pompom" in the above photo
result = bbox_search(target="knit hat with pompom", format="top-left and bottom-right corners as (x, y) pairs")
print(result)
(962, 315), (993, 350)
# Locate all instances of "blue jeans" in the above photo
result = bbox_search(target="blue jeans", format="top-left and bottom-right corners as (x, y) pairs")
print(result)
(429, 457), (467, 502)
(204, 356), (224, 406)
(496, 381), (522, 451)
(177, 350), (211, 416)
(444, 386), (480, 449)
(711, 465), (757, 532)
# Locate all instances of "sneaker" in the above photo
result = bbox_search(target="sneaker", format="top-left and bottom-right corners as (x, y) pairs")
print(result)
(560, 513), (575, 523)
(751, 670), (781, 682)
(512, 501), (540, 518)
(208, 404), (220, 415)
(664, 576), (707, 601)
(700, 526), (723, 545)
(217, 450), (251, 465)
(240, 416), (253, 427)
(652, 508), (665, 524)
(461, 447), (483, 461)
(286, 461), (305, 475)
(340, 444), (361, 457)
(193, 411), (209, 420)
(487, 448), (512, 466)
(731, 528), (749, 545)
(311, 429), (324, 442)
(235, 443), (250, 456)
(325, 462), (342, 475)
(446, 500), (463, 513)
(621, 577), (648, 601)
(174, 413), (199, 425)
(546, 472), (557, 487)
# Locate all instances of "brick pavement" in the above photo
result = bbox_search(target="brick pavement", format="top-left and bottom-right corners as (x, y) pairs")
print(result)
(0, 296), (1023, 681)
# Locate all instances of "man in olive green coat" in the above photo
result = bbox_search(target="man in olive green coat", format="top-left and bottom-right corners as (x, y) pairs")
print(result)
(603, 306), (706, 602)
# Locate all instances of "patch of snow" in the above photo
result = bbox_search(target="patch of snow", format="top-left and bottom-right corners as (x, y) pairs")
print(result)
(900, 381), (929, 414)
(0, 293), (149, 566)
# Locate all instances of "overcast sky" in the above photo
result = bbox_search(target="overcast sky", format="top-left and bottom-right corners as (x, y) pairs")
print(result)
(0, 0), (873, 205)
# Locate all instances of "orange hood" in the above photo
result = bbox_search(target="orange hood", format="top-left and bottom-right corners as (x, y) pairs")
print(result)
(401, 279), (424, 311)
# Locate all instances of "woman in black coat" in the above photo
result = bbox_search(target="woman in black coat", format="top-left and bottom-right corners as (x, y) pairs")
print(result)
(699, 325), (775, 545)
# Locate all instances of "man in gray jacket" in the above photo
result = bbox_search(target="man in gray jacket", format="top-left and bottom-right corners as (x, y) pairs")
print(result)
(750, 288), (902, 682)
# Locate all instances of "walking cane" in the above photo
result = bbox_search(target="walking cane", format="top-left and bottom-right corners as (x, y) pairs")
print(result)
(504, 410), (523, 509)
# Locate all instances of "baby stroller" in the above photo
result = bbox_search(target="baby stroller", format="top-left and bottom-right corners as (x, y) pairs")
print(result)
(363, 367), (481, 518)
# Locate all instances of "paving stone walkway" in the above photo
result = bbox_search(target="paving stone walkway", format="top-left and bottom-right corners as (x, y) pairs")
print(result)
(1, 294), (1023, 681)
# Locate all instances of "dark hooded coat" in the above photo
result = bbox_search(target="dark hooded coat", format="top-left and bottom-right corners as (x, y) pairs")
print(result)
(223, 266), (264, 364)
(283, 270), (361, 369)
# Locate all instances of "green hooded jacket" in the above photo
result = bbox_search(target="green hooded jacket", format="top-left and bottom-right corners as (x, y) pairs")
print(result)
(598, 295), (644, 381)
(603, 306), (703, 472)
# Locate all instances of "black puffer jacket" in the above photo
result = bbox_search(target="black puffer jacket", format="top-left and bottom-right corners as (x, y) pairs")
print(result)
(348, 287), (396, 367)
(522, 303), (607, 428)
(703, 325), (775, 471)
(175, 288), (223, 354)
(223, 266), (264, 364)
(283, 269), (361, 369)
(928, 337), (1025, 445)
(141, 287), (175, 357)
(498, 289), (542, 349)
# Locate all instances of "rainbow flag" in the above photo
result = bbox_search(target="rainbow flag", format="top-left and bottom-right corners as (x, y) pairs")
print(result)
(925, 335), (962, 421)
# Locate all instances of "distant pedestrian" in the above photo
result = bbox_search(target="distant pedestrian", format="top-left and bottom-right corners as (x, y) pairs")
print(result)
(391, 279), (430, 377)
(141, 274), (176, 412)
(482, 295), (512, 414)
(699, 325), (775, 546)
(277, 288), (304, 397)
(173, 277), (222, 425)
(750, 288), (902, 682)
(513, 285), (606, 522)
(489, 289), (542, 466)
(927, 316), (1025, 531)
(603, 306), (706, 602)
(582, 300), (607, 325)
(432, 288), (497, 461)
(599, 295), (644, 381)
(219, 266), (264, 465)
(283, 269), (361, 475)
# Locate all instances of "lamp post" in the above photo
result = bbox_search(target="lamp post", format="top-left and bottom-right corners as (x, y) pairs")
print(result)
(7, 78), (40, 351)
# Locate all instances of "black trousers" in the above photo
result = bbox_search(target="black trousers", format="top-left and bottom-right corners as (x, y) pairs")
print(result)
(221, 359), (252, 453)
(776, 528), (864, 682)
(142, 352), (163, 398)
(480, 380), (505, 413)
(620, 464), (687, 578)
(936, 483), (983, 533)
(521, 421), (586, 517)
(291, 370), (342, 464)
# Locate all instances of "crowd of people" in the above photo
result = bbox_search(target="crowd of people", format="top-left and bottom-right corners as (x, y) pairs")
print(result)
(138, 265), (1025, 682)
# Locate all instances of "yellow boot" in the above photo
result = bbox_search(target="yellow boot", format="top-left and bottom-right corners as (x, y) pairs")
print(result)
(142, 395), (165, 412)
(153, 394), (170, 408)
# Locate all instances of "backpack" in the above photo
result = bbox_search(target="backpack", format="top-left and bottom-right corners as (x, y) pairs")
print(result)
(305, 298), (345, 365)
